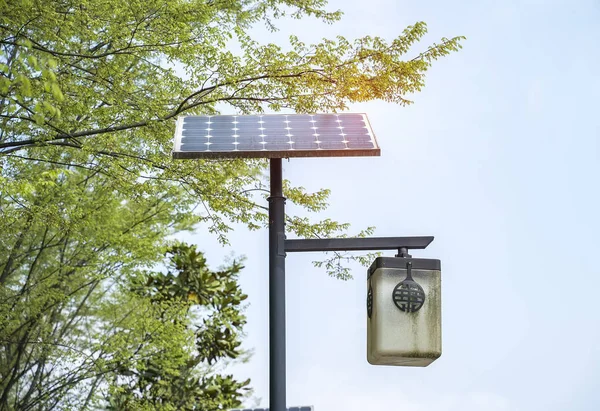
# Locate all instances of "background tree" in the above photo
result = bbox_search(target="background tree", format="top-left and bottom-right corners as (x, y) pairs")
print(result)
(0, 163), (249, 410)
(1, 0), (464, 409)
(106, 243), (250, 411)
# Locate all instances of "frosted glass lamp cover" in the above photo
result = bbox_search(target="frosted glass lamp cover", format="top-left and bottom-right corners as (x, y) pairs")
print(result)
(367, 257), (442, 367)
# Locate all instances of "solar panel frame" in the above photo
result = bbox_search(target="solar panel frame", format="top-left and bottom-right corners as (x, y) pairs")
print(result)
(172, 113), (380, 159)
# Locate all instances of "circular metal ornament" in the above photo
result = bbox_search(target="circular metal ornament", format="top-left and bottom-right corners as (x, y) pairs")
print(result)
(367, 284), (373, 318)
(392, 262), (426, 313)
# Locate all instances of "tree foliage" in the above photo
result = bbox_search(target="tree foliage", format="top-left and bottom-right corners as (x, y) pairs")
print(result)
(0, 0), (463, 255)
(1, 0), (464, 409)
(107, 243), (250, 410)
(0, 179), (250, 409)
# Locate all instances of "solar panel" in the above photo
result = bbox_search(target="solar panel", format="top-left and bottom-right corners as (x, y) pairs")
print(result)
(172, 113), (380, 159)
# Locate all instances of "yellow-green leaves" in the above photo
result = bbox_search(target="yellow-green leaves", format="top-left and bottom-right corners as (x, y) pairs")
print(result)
(14, 73), (32, 97)
(50, 82), (63, 102)
(0, 40), (63, 131)
(0, 1), (462, 279)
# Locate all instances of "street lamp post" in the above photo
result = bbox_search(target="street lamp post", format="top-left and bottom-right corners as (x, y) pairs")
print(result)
(268, 158), (287, 411)
(173, 113), (440, 411)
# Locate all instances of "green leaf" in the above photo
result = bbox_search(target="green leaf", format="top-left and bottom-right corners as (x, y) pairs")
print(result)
(27, 55), (39, 70)
(32, 112), (45, 125)
(15, 74), (32, 96)
(50, 83), (64, 102)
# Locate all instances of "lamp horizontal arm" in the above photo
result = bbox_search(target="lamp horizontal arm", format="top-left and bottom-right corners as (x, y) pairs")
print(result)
(284, 236), (434, 253)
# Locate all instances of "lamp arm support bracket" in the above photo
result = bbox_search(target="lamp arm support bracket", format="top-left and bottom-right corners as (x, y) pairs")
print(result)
(284, 236), (434, 253)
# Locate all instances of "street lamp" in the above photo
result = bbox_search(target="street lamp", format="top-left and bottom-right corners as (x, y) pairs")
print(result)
(173, 113), (442, 411)
(367, 253), (442, 367)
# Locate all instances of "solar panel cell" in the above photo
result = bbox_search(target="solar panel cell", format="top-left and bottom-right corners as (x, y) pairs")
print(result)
(235, 116), (261, 122)
(206, 144), (235, 151)
(292, 141), (319, 150)
(236, 145), (263, 151)
(267, 143), (291, 150)
(236, 129), (261, 134)
(288, 132), (315, 139)
(181, 124), (207, 131)
(319, 141), (346, 149)
(347, 141), (374, 149)
(342, 124), (368, 130)
(314, 118), (338, 126)
(236, 135), (264, 142)
(209, 132), (235, 138)
(264, 126), (289, 132)
(209, 116), (235, 122)
(179, 143), (209, 149)
(316, 132), (344, 138)
(182, 117), (206, 124)
(263, 137), (289, 143)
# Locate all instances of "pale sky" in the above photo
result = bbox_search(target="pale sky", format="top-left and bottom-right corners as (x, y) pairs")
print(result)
(179, 0), (600, 410)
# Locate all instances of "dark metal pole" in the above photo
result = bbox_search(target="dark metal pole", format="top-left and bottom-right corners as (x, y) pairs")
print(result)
(268, 158), (286, 411)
